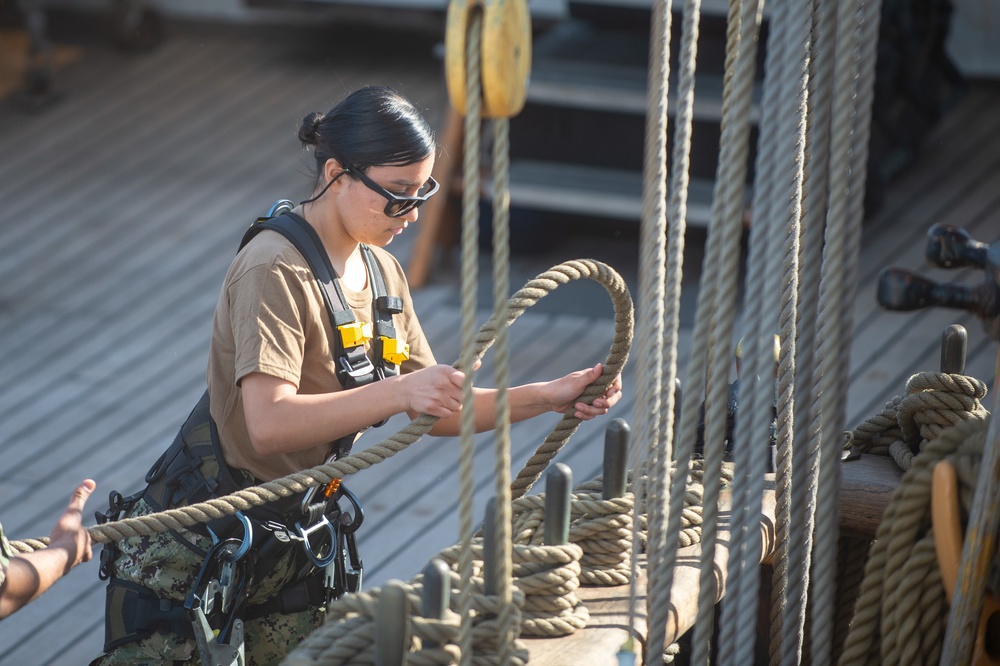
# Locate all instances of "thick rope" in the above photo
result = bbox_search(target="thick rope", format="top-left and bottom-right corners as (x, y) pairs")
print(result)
(668, 0), (765, 663)
(282, 583), (463, 666)
(631, 0), (671, 652)
(506, 262), (634, 500)
(9, 260), (632, 553)
(837, 417), (992, 666)
(456, 10), (484, 665)
(767, 0), (811, 662)
(848, 372), (989, 472)
(511, 491), (634, 587)
(788, 0), (837, 656)
(513, 543), (589, 637)
(281, 566), (532, 666)
(490, 98), (516, 666)
(719, 0), (789, 659)
(810, 0), (883, 660)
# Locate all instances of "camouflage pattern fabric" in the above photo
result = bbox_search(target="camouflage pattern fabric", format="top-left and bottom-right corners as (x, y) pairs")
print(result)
(91, 499), (323, 665)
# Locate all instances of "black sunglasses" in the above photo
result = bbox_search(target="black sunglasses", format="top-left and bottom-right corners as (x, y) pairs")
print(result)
(345, 164), (439, 218)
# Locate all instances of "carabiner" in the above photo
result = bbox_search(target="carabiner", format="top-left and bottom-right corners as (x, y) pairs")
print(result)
(296, 515), (338, 568)
(205, 511), (253, 562)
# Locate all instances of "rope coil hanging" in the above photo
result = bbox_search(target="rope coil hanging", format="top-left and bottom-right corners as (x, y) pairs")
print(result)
(838, 417), (995, 666)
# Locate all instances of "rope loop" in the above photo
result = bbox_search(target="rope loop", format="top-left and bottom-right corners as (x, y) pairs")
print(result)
(9, 260), (631, 552)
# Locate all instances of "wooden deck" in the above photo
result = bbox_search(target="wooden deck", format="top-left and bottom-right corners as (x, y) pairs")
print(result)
(0, 12), (997, 665)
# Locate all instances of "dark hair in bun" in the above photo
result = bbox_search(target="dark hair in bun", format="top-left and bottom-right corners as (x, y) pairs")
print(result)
(297, 111), (324, 146)
(301, 86), (435, 181)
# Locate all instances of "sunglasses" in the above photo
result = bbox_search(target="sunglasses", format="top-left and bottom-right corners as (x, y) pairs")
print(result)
(345, 164), (440, 218)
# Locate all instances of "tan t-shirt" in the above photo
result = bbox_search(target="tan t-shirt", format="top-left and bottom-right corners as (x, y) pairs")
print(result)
(207, 230), (435, 482)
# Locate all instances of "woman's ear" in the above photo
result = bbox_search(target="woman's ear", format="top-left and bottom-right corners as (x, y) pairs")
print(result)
(324, 158), (345, 182)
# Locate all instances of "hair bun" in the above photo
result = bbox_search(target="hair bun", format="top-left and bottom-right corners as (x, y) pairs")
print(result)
(297, 111), (324, 146)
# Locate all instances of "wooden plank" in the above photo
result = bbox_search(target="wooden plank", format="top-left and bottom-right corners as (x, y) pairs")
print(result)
(840, 454), (904, 539)
(523, 486), (777, 663)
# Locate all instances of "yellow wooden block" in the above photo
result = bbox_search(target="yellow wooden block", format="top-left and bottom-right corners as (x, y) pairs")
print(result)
(445, 0), (531, 119)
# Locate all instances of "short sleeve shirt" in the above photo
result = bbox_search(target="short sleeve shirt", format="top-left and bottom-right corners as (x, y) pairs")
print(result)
(207, 230), (435, 482)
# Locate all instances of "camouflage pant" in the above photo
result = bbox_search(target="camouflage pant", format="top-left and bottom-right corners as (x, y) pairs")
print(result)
(91, 499), (324, 666)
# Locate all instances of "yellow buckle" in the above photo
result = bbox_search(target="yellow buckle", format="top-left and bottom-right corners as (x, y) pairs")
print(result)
(338, 321), (373, 348)
(380, 337), (410, 365)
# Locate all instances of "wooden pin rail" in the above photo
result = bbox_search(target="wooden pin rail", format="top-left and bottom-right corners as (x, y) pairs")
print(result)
(523, 455), (901, 663)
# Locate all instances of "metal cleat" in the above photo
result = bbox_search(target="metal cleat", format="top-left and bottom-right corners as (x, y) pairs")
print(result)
(878, 224), (1000, 340)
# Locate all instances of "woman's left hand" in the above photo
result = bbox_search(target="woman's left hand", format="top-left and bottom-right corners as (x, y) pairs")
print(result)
(550, 363), (623, 421)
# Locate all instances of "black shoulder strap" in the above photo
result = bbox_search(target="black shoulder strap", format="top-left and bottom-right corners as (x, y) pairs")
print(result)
(360, 245), (404, 379)
(239, 209), (407, 387)
(240, 211), (376, 387)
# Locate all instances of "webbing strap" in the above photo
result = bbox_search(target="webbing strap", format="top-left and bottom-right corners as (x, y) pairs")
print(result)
(361, 244), (402, 379)
(239, 212), (401, 388)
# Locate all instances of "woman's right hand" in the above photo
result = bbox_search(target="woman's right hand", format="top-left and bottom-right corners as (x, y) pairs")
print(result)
(399, 364), (467, 418)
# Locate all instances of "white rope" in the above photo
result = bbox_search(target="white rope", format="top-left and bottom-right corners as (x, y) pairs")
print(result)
(457, 11), (484, 663)
(811, 1), (883, 662)
(630, 0), (671, 655)
(717, 0), (784, 660)
(673, 0), (765, 662)
(770, 0), (810, 661)
(782, 0), (836, 661)
(490, 116), (516, 666)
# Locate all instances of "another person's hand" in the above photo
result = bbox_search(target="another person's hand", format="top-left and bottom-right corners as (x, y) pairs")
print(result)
(548, 363), (624, 420)
(47, 479), (96, 574)
(0, 479), (95, 619)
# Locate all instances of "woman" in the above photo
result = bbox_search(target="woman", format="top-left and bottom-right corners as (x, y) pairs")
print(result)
(94, 85), (623, 665)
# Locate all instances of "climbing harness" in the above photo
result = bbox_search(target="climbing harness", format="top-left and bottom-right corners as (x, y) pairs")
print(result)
(241, 199), (410, 391)
(95, 199), (408, 659)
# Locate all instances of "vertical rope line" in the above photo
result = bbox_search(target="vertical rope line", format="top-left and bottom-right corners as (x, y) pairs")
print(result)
(810, 0), (881, 661)
(678, 0), (764, 662)
(717, 0), (785, 661)
(733, 3), (788, 664)
(790, 0), (836, 655)
(794, 0), (835, 448)
(491, 118), (515, 666)
(822, 2), (882, 661)
(653, 0), (703, 652)
(772, 0), (809, 662)
(656, 0), (714, 663)
(836, 0), (882, 425)
(634, 0), (671, 658)
(456, 11), (483, 664)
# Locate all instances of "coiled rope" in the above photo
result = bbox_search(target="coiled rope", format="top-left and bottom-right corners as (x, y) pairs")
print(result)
(849, 371), (989, 472)
(838, 416), (993, 666)
(277, 448), (737, 664)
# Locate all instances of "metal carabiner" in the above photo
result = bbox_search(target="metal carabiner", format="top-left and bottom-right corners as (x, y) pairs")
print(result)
(335, 484), (365, 535)
(295, 515), (338, 568)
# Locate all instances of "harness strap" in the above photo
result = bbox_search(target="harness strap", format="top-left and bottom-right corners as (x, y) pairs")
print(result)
(241, 212), (388, 389)
(104, 578), (194, 652)
(361, 243), (403, 380)
(103, 571), (327, 653)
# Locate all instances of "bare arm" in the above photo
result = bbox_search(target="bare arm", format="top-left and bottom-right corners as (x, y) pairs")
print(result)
(425, 363), (624, 437)
(241, 364), (468, 455)
(242, 363), (623, 455)
(0, 480), (95, 620)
